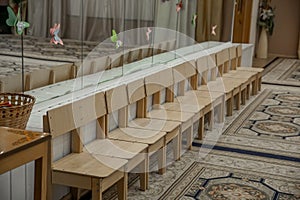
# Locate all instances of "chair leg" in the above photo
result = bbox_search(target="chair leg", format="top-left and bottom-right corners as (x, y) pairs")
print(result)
(252, 80), (258, 95)
(71, 188), (81, 200)
(187, 125), (193, 150)
(226, 97), (233, 116)
(158, 146), (166, 175)
(235, 91), (241, 110)
(173, 134), (181, 161)
(208, 110), (214, 130)
(258, 76), (262, 91)
(139, 155), (148, 191)
(117, 173), (128, 200)
(92, 178), (103, 200)
(241, 89), (246, 105)
(198, 116), (204, 140)
(217, 102), (224, 123)
(246, 84), (250, 100)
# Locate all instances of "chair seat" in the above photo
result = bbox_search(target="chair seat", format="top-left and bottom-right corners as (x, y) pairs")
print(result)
(108, 127), (166, 145)
(85, 139), (148, 160)
(128, 118), (180, 133)
(238, 66), (264, 73)
(158, 102), (205, 113)
(147, 109), (194, 123)
(53, 152), (127, 178)
(185, 89), (224, 100)
(201, 79), (236, 93)
(174, 94), (212, 108)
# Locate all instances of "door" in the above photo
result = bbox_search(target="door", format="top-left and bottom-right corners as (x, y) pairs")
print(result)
(232, 0), (253, 43)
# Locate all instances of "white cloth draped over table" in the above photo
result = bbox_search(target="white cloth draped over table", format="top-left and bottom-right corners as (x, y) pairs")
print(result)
(27, 0), (197, 44)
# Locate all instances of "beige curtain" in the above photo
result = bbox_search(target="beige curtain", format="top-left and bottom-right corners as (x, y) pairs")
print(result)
(27, 0), (155, 42)
(196, 0), (224, 42)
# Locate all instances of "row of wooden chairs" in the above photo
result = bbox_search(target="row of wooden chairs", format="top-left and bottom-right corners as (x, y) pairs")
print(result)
(0, 63), (77, 92)
(0, 41), (176, 92)
(42, 44), (263, 199)
(76, 40), (176, 76)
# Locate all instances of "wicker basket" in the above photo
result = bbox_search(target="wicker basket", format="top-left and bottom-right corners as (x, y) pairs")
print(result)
(0, 93), (35, 129)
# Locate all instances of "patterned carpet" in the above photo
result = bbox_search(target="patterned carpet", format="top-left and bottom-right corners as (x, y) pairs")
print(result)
(0, 34), (129, 62)
(97, 87), (300, 200)
(262, 58), (300, 87)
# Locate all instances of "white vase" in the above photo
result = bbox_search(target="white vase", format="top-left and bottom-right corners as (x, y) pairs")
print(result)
(256, 27), (268, 59)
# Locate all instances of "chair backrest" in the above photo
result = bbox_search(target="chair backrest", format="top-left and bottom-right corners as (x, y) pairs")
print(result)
(172, 61), (197, 96)
(196, 55), (209, 86)
(127, 78), (146, 104)
(237, 45), (243, 67)
(128, 48), (142, 63)
(153, 43), (162, 55)
(126, 78), (147, 118)
(229, 46), (238, 70)
(215, 49), (229, 76)
(44, 92), (107, 153)
(109, 53), (122, 69)
(25, 68), (52, 91)
(0, 73), (25, 92)
(167, 40), (176, 51)
(222, 48), (230, 73)
(44, 92), (107, 138)
(48, 63), (76, 83)
(105, 84), (129, 129)
(145, 68), (174, 105)
(140, 46), (151, 59)
(91, 56), (111, 73)
(207, 53), (218, 81)
(145, 68), (173, 97)
(160, 41), (169, 53)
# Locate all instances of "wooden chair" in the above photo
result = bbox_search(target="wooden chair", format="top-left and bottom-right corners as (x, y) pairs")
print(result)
(139, 46), (151, 60)
(223, 47), (258, 99)
(143, 68), (195, 151)
(159, 41), (169, 53)
(43, 93), (129, 200)
(25, 68), (52, 91)
(109, 51), (130, 69)
(153, 43), (163, 55)
(235, 45), (263, 94)
(197, 54), (239, 116)
(104, 84), (167, 177)
(167, 40), (176, 51)
(25, 63), (77, 91)
(0, 73), (26, 92)
(172, 60), (225, 139)
(216, 49), (252, 106)
(128, 48), (142, 63)
(90, 56), (111, 73)
(126, 78), (181, 161)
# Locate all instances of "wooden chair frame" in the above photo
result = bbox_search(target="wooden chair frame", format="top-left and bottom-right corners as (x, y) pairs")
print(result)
(104, 84), (167, 180)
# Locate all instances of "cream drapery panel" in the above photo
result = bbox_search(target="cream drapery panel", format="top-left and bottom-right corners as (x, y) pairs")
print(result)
(196, 0), (224, 42)
(27, 0), (197, 44)
(28, 0), (155, 42)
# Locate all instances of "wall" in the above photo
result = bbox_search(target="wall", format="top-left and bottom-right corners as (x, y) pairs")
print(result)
(268, 0), (300, 58)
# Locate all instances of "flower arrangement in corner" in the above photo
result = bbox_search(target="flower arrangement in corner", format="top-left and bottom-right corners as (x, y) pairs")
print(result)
(258, 0), (275, 35)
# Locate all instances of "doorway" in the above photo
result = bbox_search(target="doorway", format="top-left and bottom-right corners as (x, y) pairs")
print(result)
(232, 0), (253, 43)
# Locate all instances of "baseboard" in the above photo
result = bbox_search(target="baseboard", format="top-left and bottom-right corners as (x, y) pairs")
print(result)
(268, 53), (298, 59)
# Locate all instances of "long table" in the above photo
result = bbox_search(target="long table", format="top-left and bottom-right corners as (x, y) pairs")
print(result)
(0, 42), (253, 200)
(25, 42), (253, 132)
